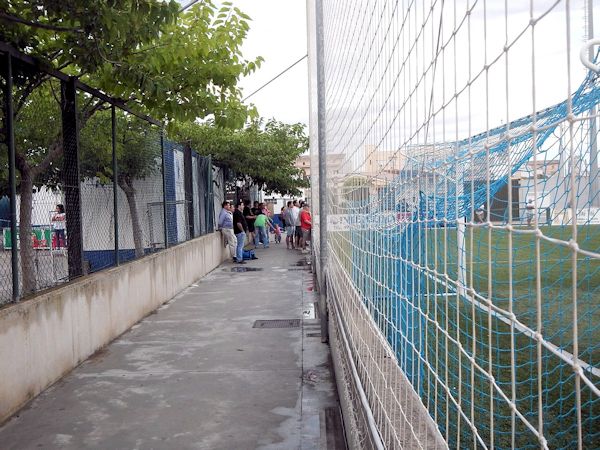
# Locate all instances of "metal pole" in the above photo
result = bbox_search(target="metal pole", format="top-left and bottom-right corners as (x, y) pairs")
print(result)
(161, 129), (169, 248)
(183, 144), (194, 239)
(587, 0), (599, 206)
(208, 155), (214, 232)
(61, 77), (84, 278)
(316, 0), (329, 343)
(112, 106), (119, 266)
(4, 53), (19, 301)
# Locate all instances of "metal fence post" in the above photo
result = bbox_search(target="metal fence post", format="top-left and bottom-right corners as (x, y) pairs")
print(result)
(208, 156), (214, 232)
(183, 143), (194, 239)
(61, 77), (84, 278)
(111, 105), (119, 266)
(316, 0), (329, 343)
(3, 53), (19, 301)
(161, 129), (169, 248)
(587, 0), (598, 206)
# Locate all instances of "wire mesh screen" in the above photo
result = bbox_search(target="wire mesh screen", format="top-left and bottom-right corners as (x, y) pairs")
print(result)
(212, 165), (226, 228)
(198, 155), (214, 235)
(1, 48), (219, 305)
(192, 153), (200, 238)
(79, 104), (116, 273)
(0, 67), (7, 303)
(12, 78), (65, 298)
(310, 1), (600, 448)
(164, 141), (188, 245)
(113, 112), (164, 265)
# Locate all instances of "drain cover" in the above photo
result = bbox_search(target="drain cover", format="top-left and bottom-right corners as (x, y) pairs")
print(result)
(293, 260), (310, 267)
(253, 319), (301, 329)
(230, 267), (263, 272)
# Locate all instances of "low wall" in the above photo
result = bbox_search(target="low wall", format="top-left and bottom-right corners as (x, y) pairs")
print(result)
(0, 232), (227, 423)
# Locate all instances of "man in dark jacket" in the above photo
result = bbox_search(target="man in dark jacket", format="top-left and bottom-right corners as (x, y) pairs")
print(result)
(233, 201), (248, 264)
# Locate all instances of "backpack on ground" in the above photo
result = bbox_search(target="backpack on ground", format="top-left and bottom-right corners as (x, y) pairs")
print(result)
(242, 249), (257, 260)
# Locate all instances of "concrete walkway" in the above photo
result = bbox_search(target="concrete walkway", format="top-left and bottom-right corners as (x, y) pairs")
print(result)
(0, 243), (345, 450)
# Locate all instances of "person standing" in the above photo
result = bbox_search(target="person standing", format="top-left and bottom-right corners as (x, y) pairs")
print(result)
(218, 200), (237, 262)
(233, 201), (248, 264)
(273, 223), (282, 243)
(291, 200), (302, 249)
(280, 206), (287, 231)
(299, 203), (312, 253)
(254, 209), (270, 249)
(526, 199), (536, 227)
(475, 205), (485, 223)
(259, 202), (271, 246)
(51, 204), (66, 249)
(285, 201), (295, 249)
(243, 200), (256, 246)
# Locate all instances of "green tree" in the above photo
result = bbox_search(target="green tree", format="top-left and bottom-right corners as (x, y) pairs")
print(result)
(1, 1), (260, 294)
(173, 119), (309, 196)
(0, 0), (179, 74)
(8, 82), (63, 293)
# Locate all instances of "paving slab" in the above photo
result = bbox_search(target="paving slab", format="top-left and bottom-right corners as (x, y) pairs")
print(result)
(0, 243), (345, 450)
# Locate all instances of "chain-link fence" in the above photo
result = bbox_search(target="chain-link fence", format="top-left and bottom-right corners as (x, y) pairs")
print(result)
(0, 44), (222, 305)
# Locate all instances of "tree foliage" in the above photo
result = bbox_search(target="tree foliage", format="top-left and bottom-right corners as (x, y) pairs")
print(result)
(0, 0), (260, 294)
(0, 0), (179, 74)
(92, 2), (262, 125)
(173, 119), (309, 196)
(1, 0), (261, 124)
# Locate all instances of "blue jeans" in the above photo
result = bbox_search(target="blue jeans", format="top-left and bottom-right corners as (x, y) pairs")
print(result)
(254, 226), (268, 248)
(235, 232), (246, 261)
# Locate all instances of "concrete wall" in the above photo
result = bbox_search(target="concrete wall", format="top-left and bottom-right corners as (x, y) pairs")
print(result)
(0, 232), (227, 423)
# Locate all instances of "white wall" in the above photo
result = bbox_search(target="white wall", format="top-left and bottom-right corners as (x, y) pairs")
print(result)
(174, 150), (188, 240)
(15, 187), (63, 227)
(80, 175), (164, 251)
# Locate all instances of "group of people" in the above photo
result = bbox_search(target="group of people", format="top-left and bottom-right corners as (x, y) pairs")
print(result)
(218, 199), (312, 264)
(279, 200), (312, 253)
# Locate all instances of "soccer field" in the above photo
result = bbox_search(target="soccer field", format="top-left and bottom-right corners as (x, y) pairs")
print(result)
(429, 224), (600, 356)
(437, 225), (600, 448)
(329, 224), (600, 448)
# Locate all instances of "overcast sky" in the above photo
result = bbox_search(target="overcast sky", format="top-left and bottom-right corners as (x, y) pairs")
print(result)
(234, 1), (310, 127)
(177, 0), (596, 141)
(176, 1), (310, 126)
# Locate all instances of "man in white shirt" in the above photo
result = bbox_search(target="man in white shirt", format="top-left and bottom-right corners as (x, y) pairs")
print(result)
(218, 200), (237, 262)
(285, 200), (296, 249)
(291, 200), (301, 249)
(526, 199), (536, 227)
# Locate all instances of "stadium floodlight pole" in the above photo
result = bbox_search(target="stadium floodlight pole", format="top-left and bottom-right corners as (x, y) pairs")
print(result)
(315, 0), (329, 343)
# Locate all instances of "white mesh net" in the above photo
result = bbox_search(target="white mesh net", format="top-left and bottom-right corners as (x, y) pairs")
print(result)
(308, 1), (600, 448)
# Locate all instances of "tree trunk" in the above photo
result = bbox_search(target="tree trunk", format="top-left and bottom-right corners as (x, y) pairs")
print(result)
(120, 179), (144, 258)
(19, 172), (36, 295)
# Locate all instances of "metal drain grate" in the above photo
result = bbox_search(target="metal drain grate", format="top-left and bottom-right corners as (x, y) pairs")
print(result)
(230, 267), (263, 272)
(253, 319), (301, 329)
